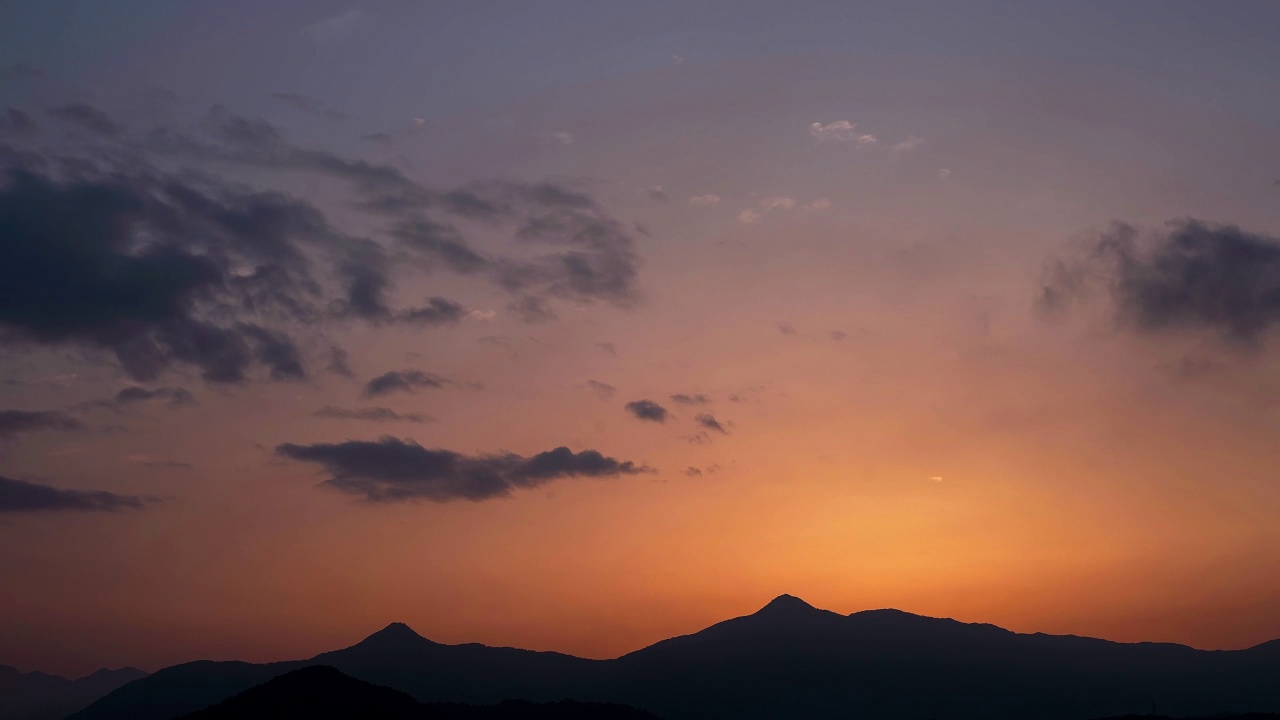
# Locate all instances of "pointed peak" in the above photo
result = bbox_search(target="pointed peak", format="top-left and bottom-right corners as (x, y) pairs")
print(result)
(757, 594), (817, 614)
(366, 622), (424, 642)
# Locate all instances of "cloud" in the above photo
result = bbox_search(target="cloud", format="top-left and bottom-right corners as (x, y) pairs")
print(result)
(83, 386), (196, 411)
(596, 342), (618, 356)
(804, 198), (832, 211)
(1040, 219), (1280, 347)
(165, 109), (645, 311)
(809, 120), (858, 142)
(507, 294), (557, 323)
(695, 413), (729, 434)
(0, 475), (158, 512)
(0, 62), (44, 81)
(275, 437), (649, 502)
(125, 454), (193, 470)
(683, 466), (703, 477)
(363, 370), (449, 397)
(648, 186), (668, 202)
(0, 108), (38, 136)
(0, 410), (85, 439)
(47, 103), (122, 136)
(0, 163), (339, 383)
(856, 134), (879, 147)
(759, 196), (796, 210)
(937, 168), (952, 179)
(778, 322), (797, 336)
(831, 330), (848, 341)
(689, 194), (720, 207)
(0, 105), (648, 385)
(301, 8), (361, 42)
(314, 406), (433, 423)
(670, 393), (709, 405)
(270, 92), (346, 120)
(625, 399), (668, 423)
(737, 208), (762, 224)
(552, 131), (574, 145)
(587, 380), (616, 400)
(326, 346), (354, 377)
(893, 137), (925, 151)
(362, 132), (394, 144)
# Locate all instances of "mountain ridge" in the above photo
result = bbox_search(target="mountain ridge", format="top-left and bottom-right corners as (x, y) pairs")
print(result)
(67, 595), (1280, 720)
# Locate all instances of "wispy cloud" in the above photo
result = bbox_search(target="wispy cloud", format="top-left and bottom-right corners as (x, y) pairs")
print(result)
(893, 136), (925, 151)
(689, 194), (721, 207)
(809, 120), (858, 142)
(301, 8), (361, 42)
(314, 406), (434, 423)
(587, 380), (616, 400)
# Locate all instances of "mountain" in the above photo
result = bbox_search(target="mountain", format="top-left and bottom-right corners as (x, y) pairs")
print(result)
(178, 665), (659, 720)
(0, 665), (146, 720)
(69, 595), (1280, 720)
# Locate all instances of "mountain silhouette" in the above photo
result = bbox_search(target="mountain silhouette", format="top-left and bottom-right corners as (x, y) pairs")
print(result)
(0, 665), (146, 720)
(178, 665), (660, 719)
(69, 595), (1280, 720)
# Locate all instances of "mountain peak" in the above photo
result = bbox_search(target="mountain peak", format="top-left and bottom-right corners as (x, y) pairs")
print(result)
(756, 594), (817, 614)
(364, 621), (424, 642)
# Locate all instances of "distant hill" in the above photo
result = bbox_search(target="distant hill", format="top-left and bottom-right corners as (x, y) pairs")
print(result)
(69, 595), (1280, 720)
(0, 665), (146, 720)
(179, 665), (659, 720)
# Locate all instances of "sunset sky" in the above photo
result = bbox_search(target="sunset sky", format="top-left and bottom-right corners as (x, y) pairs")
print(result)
(3, 0), (1280, 679)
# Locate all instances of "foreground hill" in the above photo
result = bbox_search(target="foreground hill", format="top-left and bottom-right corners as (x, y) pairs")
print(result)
(70, 595), (1280, 720)
(0, 665), (146, 720)
(179, 665), (658, 720)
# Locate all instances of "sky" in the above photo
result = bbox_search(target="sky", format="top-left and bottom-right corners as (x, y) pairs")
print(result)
(2, 0), (1280, 678)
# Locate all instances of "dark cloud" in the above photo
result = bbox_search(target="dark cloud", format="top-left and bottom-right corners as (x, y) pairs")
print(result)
(695, 413), (729, 434)
(625, 399), (668, 423)
(389, 219), (488, 274)
(363, 369), (449, 397)
(683, 466), (703, 477)
(0, 410), (85, 439)
(161, 109), (644, 312)
(0, 164), (335, 383)
(0, 108), (38, 136)
(0, 105), (648, 385)
(0, 475), (158, 513)
(670, 393), (709, 405)
(777, 322), (797, 336)
(326, 346), (354, 377)
(239, 323), (305, 380)
(1040, 219), (1280, 347)
(596, 342), (617, 356)
(587, 380), (616, 400)
(831, 330), (847, 341)
(126, 456), (193, 470)
(269, 92), (346, 120)
(84, 386), (196, 411)
(0, 62), (44, 80)
(275, 436), (649, 502)
(314, 406), (433, 423)
(397, 297), (468, 326)
(47, 103), (122, 136)
(507, 295), (557, 323)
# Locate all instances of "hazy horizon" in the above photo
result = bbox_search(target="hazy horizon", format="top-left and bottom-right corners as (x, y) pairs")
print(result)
(2, 0), (1279, 680)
